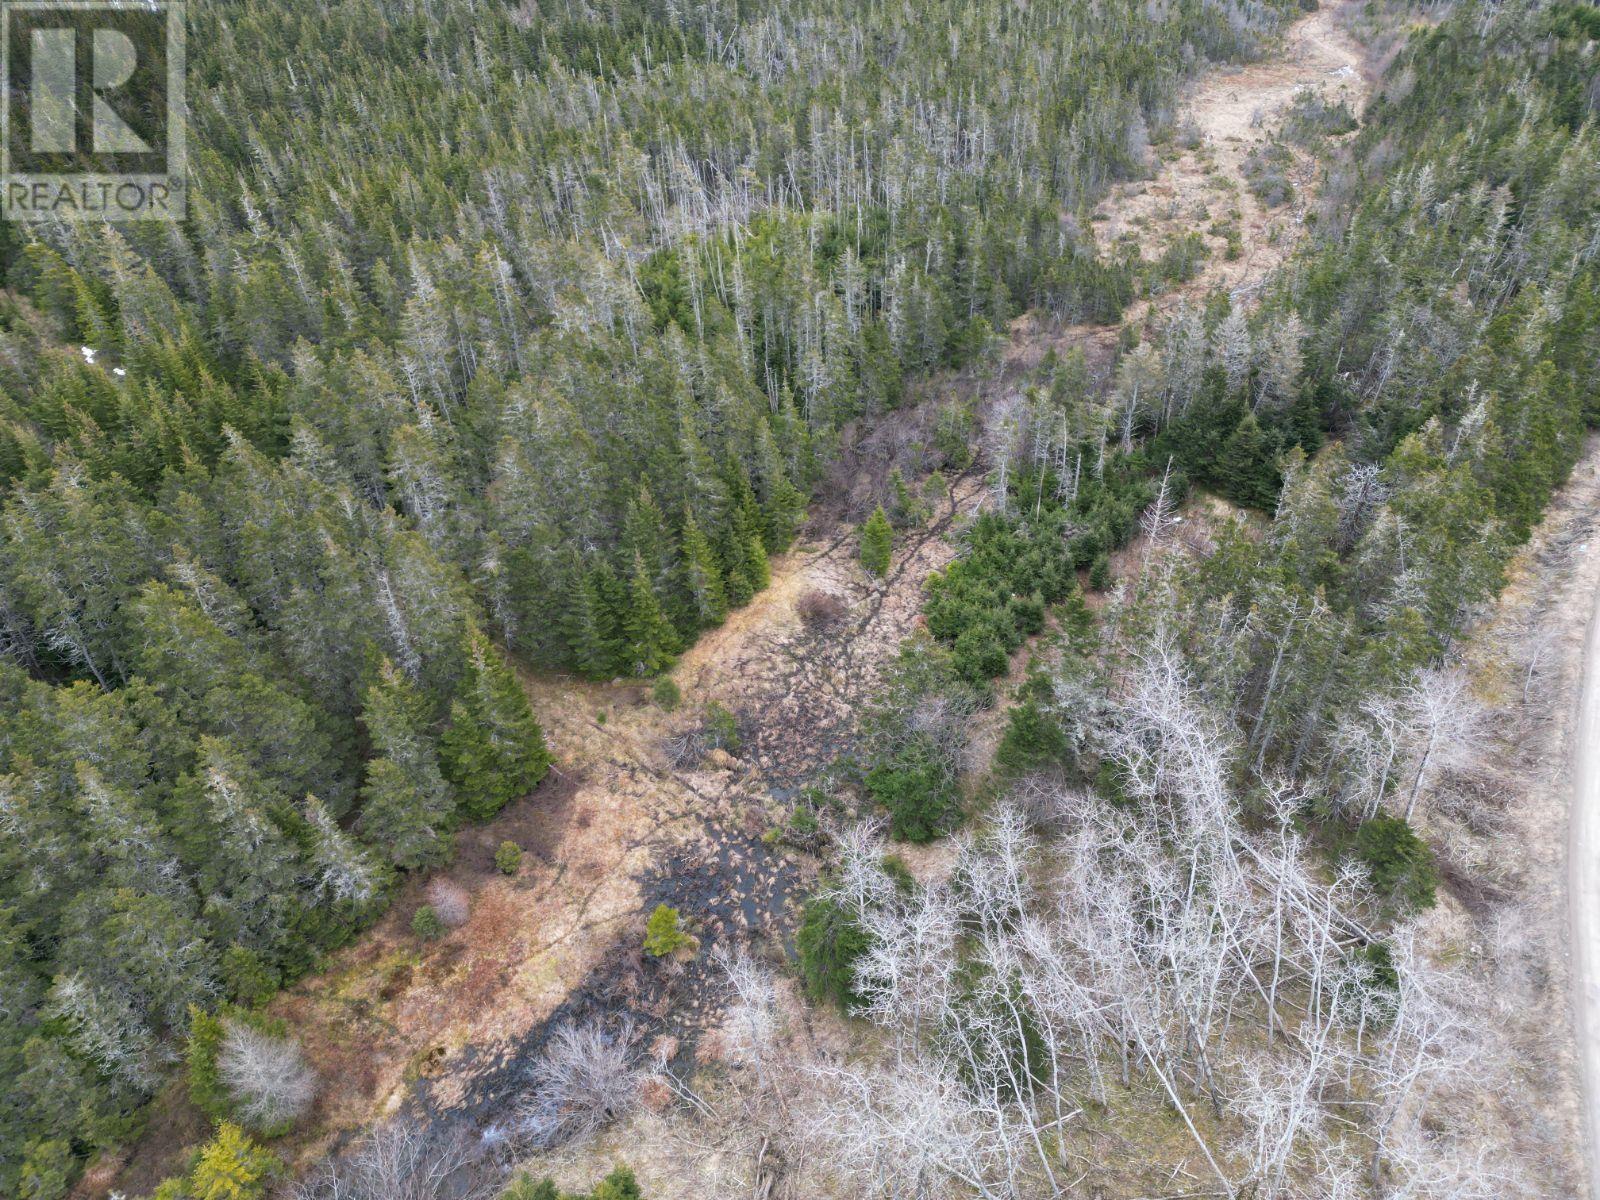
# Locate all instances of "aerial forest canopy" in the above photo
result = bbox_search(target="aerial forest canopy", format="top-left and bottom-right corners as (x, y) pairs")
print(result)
(4, 0), (1598, 1193)
(0, 0), (1310, 1190)
(786, 1), (1600, 1193)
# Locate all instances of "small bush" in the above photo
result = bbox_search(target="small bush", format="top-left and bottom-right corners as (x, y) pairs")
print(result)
(880, 854), (915, 893)
(867, 749), (962, 841)
(425, 878), (471, 928)
(501, 1174), (560, 1200)
(788, 804), (820, 837)
(1242, 140), (1295, 206)
(650, 676), (681, 710)
(951, 624), (1010, 684)
(504, 1165), (642, 1200)
(995, 677), (1073, 777)
(643, 904), (690, 957)
(1010, 592), (1046, 637)
(797, 892), (871, 1011)
(888, 467), (929, 527)
(703, 701), (741, 755)
(495, 841), (524, 875)
(797, 588), (848, 627)
(411, 905), (446, 940)
(1354, 814), (1438, 912)
(1152, 231), (1207, 286)
(1359, 940), (1399, 991)
(1087, 553), (1113, 590)
(592, 1166), (644, 1199)
(1284, 91), (1358, 143)
(1096, 759), (1136, 806)
(934, 405), (977, 469)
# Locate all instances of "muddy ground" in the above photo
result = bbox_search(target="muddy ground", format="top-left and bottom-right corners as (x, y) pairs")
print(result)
(102, 471), (990, 1185)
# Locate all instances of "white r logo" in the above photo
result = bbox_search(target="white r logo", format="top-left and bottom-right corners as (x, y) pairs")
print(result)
(29, 24), (151, 154)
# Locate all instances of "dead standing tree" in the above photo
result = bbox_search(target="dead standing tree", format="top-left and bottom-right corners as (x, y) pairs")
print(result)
(794, 635), (1479, 1198)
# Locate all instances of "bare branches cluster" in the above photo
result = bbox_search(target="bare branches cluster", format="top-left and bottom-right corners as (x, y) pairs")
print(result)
(517, 1019), (642, 1150)
(776, 646), (1494, 1198)
(294, 1122), (497, 1200)
(218, 1019), (317, 1130)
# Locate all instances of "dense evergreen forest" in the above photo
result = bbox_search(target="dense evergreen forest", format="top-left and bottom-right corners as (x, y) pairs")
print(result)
(0, 0), (1315, 1193)
(4, 0), (1597, 1191)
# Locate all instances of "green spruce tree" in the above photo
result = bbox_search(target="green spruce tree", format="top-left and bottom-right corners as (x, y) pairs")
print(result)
(860, 505), (893, 576)
(679, 510), (728, 628)
(440, 627), (550, 821)
(356, 659), (454, 869)
(619, 553), (679, 677)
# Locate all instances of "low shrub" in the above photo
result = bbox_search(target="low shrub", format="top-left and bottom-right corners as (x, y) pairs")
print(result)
(503, 1166), (643, 1200)
(797, 589), (848, 627)
(425, 878), (471, 929)
(643, 904), (691, 957)
(860, 505), (893, 576)
(796, 892), (871, 1012)
(411, 905), (445, 940)
(1088, 553), (1113, 590)
(703, 701), (741, 755)
(495, 841), (524, 876)
(1353, 814), (1438, 912)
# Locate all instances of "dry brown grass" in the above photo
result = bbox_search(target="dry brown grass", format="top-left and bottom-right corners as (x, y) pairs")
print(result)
(1401, 437), (1600, 1199)
(1002, 2), (1369, 380)
(104, 477), (988, 1195)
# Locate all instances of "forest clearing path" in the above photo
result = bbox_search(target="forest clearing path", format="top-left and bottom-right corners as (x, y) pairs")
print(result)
(1006, 0), (1369, 375)
(237, 473), (987, 1171)
(118, 5), (1379, 1186)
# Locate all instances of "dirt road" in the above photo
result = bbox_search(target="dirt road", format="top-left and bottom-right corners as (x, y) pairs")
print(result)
(1572, 554), (1600, 1196)
(1447, 444), (1600, 1198)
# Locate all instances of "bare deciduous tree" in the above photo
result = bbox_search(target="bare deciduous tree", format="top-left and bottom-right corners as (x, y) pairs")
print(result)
(518, 1019), (641, 1148)
(295, 1121), (497, 1200)
(219, 1019), (317, 1130)
(1398, 666), (1486, 820)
